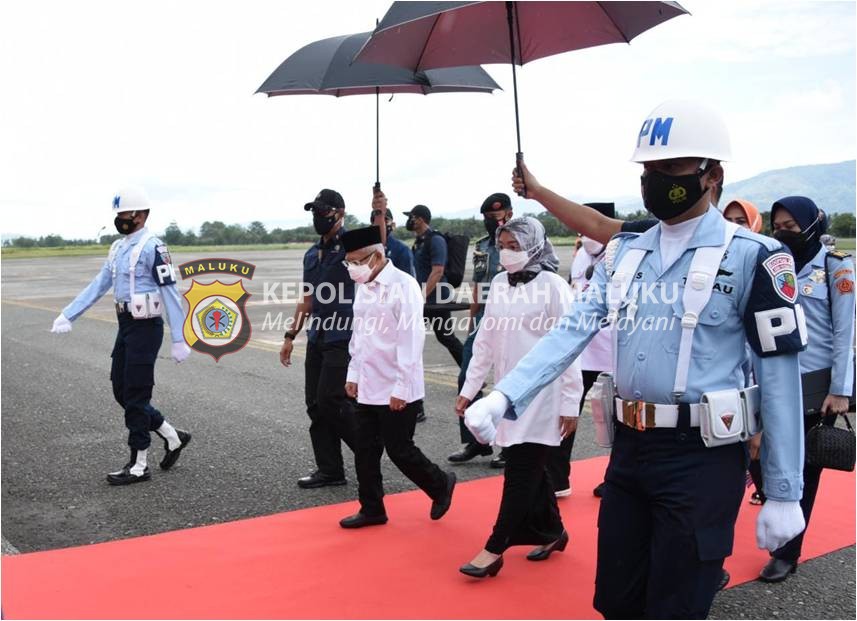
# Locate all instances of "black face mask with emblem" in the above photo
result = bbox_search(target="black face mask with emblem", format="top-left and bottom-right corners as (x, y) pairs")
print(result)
(313, 212), (338, 236)
(114, 216), (137, 235)
(641, 168), (707, 221)
(483, 216), (504, 239)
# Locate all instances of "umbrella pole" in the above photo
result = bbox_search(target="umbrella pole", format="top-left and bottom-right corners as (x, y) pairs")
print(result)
(375, 87), (381, 193)
(506, 1), (526, 196)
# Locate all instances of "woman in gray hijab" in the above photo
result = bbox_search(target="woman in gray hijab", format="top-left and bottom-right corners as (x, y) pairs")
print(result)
(455, 216), (583, 578)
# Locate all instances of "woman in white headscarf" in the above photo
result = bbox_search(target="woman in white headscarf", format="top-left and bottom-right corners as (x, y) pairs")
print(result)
(455, 216), (583, 578)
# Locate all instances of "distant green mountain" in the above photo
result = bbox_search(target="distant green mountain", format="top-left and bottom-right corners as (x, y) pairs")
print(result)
(721, 160), (855, 214)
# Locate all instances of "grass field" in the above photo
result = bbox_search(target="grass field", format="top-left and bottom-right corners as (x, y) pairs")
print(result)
(3, 238), (854, 258)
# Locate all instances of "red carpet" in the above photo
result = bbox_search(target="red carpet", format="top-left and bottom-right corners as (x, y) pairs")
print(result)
(2, 456), (854, 619)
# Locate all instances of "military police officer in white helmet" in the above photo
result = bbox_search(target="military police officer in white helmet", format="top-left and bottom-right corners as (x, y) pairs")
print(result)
(466, 100), (807, 618)
(51, 187), (192, 485)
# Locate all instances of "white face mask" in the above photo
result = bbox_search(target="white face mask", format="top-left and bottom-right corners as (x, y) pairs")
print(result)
(499, 248), (530, 274)
(347, 254), (377, 284)
(581, 237), (604, 256)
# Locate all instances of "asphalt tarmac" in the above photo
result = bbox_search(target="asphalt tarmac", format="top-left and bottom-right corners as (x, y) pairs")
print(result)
(1, 249), (854, 619)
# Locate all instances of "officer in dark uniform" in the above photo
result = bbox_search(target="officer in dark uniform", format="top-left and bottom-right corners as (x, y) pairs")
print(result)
(280, 189), (357, 489)
(448, 193), (512, 467)
(51, 186), (192, 485)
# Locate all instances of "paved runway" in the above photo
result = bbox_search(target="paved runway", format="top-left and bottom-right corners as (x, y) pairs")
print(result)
(1, 250), (854, 619)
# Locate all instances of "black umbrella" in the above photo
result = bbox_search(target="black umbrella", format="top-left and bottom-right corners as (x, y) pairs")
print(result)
(355, 1), (689, 192)
(256, 30), (499, 193)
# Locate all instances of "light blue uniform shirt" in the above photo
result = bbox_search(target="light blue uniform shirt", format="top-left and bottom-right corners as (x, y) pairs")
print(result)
(63, 227), (185, 343)
(495, 208), (806, 502)
(796, 246), (856, 396)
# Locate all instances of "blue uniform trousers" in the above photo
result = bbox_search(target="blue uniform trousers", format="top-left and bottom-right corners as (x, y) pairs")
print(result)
(109, 313), (165, 450)
(594, 420), (745, 619)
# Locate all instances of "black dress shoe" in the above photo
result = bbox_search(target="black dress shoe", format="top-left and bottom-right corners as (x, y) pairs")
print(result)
(431, 472), (456, 520)
(526, 530), (569, 561)
(339, 513), (388, 529)
(759, 558), (797, 583)
(489, 451), (507, 469)
(160, 430), (192, 470)
(460, 555), (504, 578)
(717, 569), (730, 591)
(448, 443), (492, 463)
(298, 471), (347, 489)
(106, 466), (151, 486)
(593, 482), (605, 498)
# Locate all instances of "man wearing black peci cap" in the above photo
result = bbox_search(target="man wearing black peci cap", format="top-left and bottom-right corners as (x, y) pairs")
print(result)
(404, 204), (464, 366)
(280, 188), (357, 489)
(448, 193), (513, 466)
(339, 225), (455, 528)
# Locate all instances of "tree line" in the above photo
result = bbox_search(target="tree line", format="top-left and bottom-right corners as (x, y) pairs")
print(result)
(4, 211), (855, 248)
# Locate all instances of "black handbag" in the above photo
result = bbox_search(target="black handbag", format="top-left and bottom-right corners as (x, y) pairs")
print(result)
(805, 414), (856, 471)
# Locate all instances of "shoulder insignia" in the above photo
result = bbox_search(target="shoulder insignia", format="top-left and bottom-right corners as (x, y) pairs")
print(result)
(828, 250), (852, 260)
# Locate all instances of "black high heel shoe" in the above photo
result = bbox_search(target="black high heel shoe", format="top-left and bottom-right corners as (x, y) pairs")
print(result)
(459, 555), (504, 578)
(526, 530), (569, 561)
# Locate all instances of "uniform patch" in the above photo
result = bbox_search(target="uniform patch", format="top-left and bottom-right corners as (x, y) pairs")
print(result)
(762, 253), (798, 303)
(809, 269), (826, 284)
(834, 268), (854, 279)
(801, 283), (814, 295)
(837, 279), (854, 295)
(156, 245), (171, 264)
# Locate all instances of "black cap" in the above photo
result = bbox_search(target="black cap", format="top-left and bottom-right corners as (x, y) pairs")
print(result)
(480, 192), (512, 214)
(403, 204), (431, 223)
(304, 188), (345, 212)
(342, 226), (382, 253)
(584, 202), (615, 219)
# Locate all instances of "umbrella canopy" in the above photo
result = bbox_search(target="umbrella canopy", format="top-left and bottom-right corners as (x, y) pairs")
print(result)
(354, 1), (688, 194)
(257, 30), (499, 243)
(256, 30), (499, 97)
(355, 1), (689, 70)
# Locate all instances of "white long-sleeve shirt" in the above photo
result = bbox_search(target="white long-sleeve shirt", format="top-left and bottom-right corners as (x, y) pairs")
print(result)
(461, 270), (584, 447)
(346, 260), (426, 405)
(570, 247), (612, 373)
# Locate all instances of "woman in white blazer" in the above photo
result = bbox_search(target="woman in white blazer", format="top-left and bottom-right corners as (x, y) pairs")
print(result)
(455, 217), (583, 578)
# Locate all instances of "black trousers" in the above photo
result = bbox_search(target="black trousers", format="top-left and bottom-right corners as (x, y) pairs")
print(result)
(594, 423), (745, 620)
(355, 400), (448, 517)
(771, 412), (831, 563)
(485, 442), (564, 554)
(109, 313), (165, 451)
(423, 307), (463, 367)
(304, 338), (357, 479)
(546, 370), (601, 491)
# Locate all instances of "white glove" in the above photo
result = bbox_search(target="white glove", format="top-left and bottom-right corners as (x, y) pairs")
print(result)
(463, 390), (509, 446)
(756, 499), (805, 552)
(50, 313), (72, 334)
(171, 342), (191, 363)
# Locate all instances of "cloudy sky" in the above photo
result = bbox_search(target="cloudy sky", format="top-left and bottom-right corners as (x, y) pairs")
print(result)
(1, 0), (854, 239)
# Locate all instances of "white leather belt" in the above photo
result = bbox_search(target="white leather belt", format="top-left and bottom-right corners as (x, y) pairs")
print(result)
(615, 398), (701, 430)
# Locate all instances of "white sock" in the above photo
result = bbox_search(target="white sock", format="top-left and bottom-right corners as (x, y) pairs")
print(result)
(130, 449), (148, 476)
(158, 421), (181, 450)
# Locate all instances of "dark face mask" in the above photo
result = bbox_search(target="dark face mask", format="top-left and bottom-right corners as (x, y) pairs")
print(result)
(773, 218), (819, 257)
(405, 217), (416, 232)
(114, 216), (137, 235)
(641, 168), (707, 221)
(313, 212), (337, 236)
(483, 215), (504, 238)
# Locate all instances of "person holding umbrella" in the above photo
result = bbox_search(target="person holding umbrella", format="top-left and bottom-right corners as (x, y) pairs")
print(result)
(280, 189), (357, 489)
(465, 100), (807, 617)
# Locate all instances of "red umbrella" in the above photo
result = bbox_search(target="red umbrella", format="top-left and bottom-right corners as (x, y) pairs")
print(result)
(355, 1), (689, 193)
